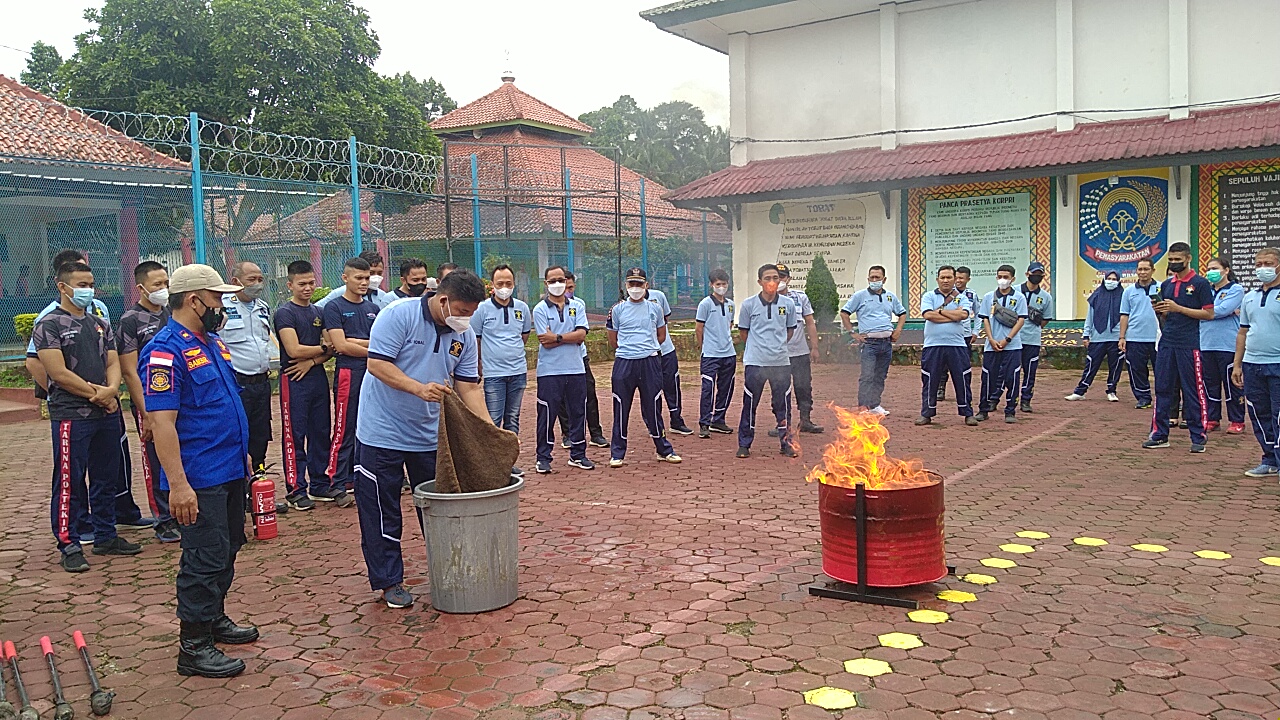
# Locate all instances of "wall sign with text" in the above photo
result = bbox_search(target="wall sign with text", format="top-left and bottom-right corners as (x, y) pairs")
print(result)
(767, 198), (866, 295)
(1198, 158), (1280, 290)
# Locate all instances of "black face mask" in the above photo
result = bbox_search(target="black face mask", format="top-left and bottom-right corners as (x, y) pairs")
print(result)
(1167, 261), (1186, 274)
(406, 283), (427, 297)
(194, 297), (224, 333)
(1028, 274), (1044, 285)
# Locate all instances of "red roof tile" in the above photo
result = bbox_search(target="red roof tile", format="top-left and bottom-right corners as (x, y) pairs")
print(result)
(431, 79), (594, 136)
(665, 101), (1280, 205)
(0, 75), (189, 170)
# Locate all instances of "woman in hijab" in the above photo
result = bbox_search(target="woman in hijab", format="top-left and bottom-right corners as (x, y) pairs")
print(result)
(1200, 256), (1246, 433)
(1066, 270), (1125, 402)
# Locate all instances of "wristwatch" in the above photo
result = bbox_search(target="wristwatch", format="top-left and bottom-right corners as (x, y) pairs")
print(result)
(555, 333), (562, 344)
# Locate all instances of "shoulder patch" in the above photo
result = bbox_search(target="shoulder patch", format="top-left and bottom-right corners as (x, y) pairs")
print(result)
(449, 339), (464, 357)
(215, 338), (232, 360)
(148, 366), (172, 393)
(148, 351), (174, 367)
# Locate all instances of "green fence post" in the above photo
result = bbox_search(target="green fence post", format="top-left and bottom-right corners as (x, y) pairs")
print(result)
(189, 112), (206, 264)
(350, 136), (362, 254)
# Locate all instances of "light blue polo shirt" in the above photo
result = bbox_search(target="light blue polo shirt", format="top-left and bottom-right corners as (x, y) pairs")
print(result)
(608, 299), (665, 360)
(920, 289), (972, 348)
(1240, 286), (1280, 364)
(1018, 285), (1054, 346)
(1083, 301), (1121, 342)
(532, 297), (588, 376)
(27, 298), (111, 356)
(738, 293), (797, 367)
(958, 288), (980, 337)
(472, 297), (532, 378)
(1119, 282), (1160, 343)
(841, 288), (906, 335)
(782, 290), (814, 357)
(695, 296), (736, 358)
(646, 289), (676, 355)
(357, 296), (479, 453)
(1200, 282), (1244, 353)
(978, 289), (1028, 352)
(316, 285), (393, 310)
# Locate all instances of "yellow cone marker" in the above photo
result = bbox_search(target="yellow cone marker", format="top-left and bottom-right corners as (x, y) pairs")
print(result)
(937, 590), (977, 603)
(1131, 543), (1169, 553)
(804, 687), (858, 710)
(1194, 550), (1231, 560)
(1073, 537), (1108, 546)
(878, 632), (923, 650)
(1016, 530), (1050, 539)
(907, 609), (949, 624)
(843, 658), (893, 676)
(1261, 557), (1280, 566)
(999, 543), (1035, 554)
(961, 573), (997, 585)
(981, 557), (1017, 569)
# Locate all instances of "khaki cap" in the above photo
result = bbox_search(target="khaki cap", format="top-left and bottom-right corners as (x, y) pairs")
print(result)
(169, 264), (242, 294)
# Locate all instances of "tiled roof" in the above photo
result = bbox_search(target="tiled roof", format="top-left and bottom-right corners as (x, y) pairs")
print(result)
(0, 75), (189, 170)
(431, 79), (594, 136)
(665, 101), (1280, 205)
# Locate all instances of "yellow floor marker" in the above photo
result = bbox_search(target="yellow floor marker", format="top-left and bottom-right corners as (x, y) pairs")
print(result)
(908, 609), (949, 624)
(1073, 537), (1108, 546)
(878, 632), (923, 650)
(1261, 557), (1280, 566)
(804, 687), (858, 710)
(1131, 543), (1169, 553)
(937, 590), (977, 603)
(961, 573), (997, 585)
(1194, 550), (1231, 559)
(1016, 530), (1050, 539)
(843, 658), (893, 676)
(981, 557), (1017, 569)
(999, 543), (1035, 554)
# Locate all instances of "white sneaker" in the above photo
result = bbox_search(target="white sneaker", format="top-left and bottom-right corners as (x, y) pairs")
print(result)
(608, 458), (624, 468)
(1064, 393), (1085, 401)
(655, 453), (683, 464)
(1106, 393), (1119, 402)
(870, 406), (890, 416)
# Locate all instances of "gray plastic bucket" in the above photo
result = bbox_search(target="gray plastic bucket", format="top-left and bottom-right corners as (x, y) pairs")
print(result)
(412, 476), (523, 613)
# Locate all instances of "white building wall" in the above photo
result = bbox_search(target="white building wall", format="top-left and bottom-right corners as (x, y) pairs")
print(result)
(1072, 0), (1170, 121)
(1188, 0), (1280, 106)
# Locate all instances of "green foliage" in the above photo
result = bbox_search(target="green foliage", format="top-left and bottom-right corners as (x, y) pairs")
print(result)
(805, 254), (840, 328)
(579, 96), (728, 189)
(481, 252), (515, 277)
(51, 0), (442, 159)
(0, 366), (34, 389)
(21, 41), (64, 96)
(14, 314), (38, 341)
(392, 72), (457, 122)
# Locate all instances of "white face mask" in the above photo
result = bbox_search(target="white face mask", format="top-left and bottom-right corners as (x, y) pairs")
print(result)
(712, 285), (728, 296)
(147, 288), (170, 307)
(627, 287), (647, 301)
(368, 275), (383, 289)
(547, 282), (567, 297)
(1104, 279), (1119, 290)
(494, 287), (513, 301)
(443, 298), (471, 333)
(997, 278), (1012, 290)
(777, 281), (789, 293)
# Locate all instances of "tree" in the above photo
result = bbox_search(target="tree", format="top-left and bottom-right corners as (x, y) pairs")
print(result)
(806, 253), (840, 329)
(393, 72), (457, 122)
(20, 42), (64, 96)
(580, 96), (728, 190)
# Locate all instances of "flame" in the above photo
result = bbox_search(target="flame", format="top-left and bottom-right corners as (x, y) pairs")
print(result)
(805, 405), (939, 490)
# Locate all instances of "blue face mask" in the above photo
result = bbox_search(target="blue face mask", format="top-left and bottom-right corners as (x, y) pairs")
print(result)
(65, 286), (95, 309)
(1258, 266), (1278, 284)
(868, 281), (884, 291)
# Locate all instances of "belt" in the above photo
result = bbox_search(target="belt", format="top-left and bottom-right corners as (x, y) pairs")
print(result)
(236, 371), (271, 384)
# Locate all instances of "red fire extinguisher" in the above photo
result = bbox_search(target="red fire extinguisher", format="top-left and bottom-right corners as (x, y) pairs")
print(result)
(250, 464), (278, 540)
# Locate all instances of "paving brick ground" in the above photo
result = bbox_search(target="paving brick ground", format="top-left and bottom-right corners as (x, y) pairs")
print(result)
(1, 363), (1278, 720)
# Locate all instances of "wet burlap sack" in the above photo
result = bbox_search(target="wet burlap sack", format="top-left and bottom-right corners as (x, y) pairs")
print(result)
(434, 391), (520, 493)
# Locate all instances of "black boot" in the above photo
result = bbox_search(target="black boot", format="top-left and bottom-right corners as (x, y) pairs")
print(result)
(212, 615), (260, 644)
(178, 621), (246, 678)
(799, 415), (825, 433)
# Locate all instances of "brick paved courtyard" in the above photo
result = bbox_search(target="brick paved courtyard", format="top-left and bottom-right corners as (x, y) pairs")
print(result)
(1, 363), (1278, 720)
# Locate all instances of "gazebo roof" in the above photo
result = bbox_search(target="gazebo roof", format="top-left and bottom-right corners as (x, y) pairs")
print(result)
(430, 76), (594, 138)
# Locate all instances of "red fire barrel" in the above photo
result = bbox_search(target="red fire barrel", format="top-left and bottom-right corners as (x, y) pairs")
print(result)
(818, 480), (946, 587)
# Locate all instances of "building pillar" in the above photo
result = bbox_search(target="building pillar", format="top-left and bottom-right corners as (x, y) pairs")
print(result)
(1168, 0), (1189, 120)
(728, 33), (751, 166)
(1055, 0), (1075, 132)
(879, 3), (898, 150)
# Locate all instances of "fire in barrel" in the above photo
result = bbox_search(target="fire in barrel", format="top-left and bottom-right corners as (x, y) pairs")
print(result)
(806, 406), (946, 587)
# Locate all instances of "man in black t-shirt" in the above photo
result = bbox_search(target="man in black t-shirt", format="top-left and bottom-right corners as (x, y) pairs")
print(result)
(33, 261), (144, 572)
(321, 257), (378, 505)
(1145, 242), (1216, 452)
(117, 261), (180, 543)
(273, 261), (334, 511)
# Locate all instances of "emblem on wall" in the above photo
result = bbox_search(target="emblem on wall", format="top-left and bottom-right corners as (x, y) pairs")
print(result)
(1079, 176), (1169, 269)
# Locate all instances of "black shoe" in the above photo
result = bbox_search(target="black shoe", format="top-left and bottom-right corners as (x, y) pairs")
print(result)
(1135, 402), (1152, 410)
(287, 494), (314, 511)
(511, 466), (525, 477)
(61, 548), (89, 573)
(116, 517), (156, 532)
(698, 425), (711, 439)
(735, 447), (750, 458)
(154, 521), (181, 544)
(1178, 420), (1189, 429)
(1019, 401), (1033, 413)
(767, 428), (780, 438)
(780, 445), (798, 458)
(177, 621), (246, 678)
(973, 412), (988, 422)
(915, 416), (932, 426)
(589, 434), (609, 448)
(965, 416), (980, 426)
(212, 615), (260, 644)
(92, 537), (143, 556)
(709, 422), (734, 434)
(1004, 414), (1018, 424)
(275, 501), (289, 514)
(799, 419), (825, 434)
(670, 423), (695, 436)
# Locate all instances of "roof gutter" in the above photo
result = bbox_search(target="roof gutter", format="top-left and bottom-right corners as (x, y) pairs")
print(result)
(641, 0), (795, 29)
(665, 144), (1280, 208)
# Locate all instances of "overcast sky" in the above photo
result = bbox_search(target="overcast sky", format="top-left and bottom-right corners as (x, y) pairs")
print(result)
(0, 0), (729, 128)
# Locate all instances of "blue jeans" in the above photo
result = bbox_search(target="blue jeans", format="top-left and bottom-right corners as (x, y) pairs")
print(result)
(1243, 362), (1280, 468)
(484, 374), (528, 433)
(858, 338), (893, 408)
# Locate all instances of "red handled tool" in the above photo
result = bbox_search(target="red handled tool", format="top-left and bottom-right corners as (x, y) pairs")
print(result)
(0, 640), (15, 719)
(71, 633), (111, 716)
(3, 642), (38, 720)
(40, 637), (73, 720)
